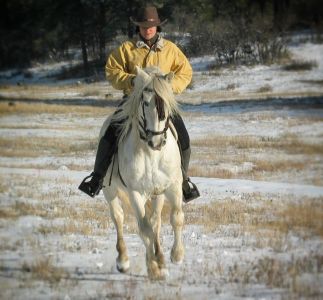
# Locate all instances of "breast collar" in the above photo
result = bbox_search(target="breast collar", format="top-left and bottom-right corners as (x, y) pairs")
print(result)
(135, 35), (164, 51)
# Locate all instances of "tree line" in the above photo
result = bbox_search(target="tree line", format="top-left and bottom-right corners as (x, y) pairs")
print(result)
(0, 0), (322, 72)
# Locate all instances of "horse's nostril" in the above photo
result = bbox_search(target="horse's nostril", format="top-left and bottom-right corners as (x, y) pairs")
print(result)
(162, 139), (166, 146)
(148, 141), (153, 148)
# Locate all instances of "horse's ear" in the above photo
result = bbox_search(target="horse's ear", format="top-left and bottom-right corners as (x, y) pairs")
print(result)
(165, 72), (174, 82)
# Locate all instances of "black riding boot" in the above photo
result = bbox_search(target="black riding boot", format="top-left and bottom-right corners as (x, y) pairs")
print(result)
(79, 136), (117, 198)
(181, 147), (200, 203)
(172, 113), (200, 202)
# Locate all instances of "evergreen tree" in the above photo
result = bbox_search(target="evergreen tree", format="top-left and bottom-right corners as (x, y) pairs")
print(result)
(0, 0), (322, 70)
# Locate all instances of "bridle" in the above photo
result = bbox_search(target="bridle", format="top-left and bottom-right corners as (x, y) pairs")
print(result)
(139, 92), (170, 150)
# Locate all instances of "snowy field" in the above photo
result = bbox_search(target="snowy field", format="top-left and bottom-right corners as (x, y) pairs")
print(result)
(0, 39), (323, 299)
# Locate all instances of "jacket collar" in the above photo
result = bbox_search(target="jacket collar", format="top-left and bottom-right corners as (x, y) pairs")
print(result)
(135, 34), (164, 51)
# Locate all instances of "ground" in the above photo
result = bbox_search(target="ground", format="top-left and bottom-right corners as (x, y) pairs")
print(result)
(0, 38), (322, 299)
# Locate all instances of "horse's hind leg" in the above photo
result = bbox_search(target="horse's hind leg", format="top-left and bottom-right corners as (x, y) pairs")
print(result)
(104, 191), (129, 273)
(165, 185), (185, 264)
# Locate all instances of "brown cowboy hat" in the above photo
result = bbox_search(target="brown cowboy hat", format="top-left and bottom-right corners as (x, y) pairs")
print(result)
(130, 6), (167, 28)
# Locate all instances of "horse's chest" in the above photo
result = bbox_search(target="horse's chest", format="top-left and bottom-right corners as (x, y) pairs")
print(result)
(139, 156), (170, 183)
(122, 151), (175, 193)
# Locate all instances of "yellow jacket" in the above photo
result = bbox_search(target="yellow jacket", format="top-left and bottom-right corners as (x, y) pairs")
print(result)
(105, 35), (192, 95)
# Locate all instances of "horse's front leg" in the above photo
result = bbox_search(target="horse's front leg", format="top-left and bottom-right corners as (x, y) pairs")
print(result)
(151, 195), (167, 274)
(129, 191), (164, 280)
(165, 183), (185, 264)
(103, 190), (129, 273)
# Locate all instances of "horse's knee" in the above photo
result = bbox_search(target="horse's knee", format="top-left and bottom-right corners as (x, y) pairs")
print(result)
(150, 212), (161, 233)
(170, 208), (184, 227)
(109, 199), (124, 224)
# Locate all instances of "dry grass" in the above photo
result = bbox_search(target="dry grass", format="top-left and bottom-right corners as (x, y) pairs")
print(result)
(0, 81), (112, 97)
(0, 162), (89, 171)
(0, 202), (48, 219)
(184, 198), (265, 232)
(257, 84), (273, 93)
(189, 134), (323, 182)
(0, 200), (110, 235)
(22, 257), (68, 283)
(191, 135), (277, 150)
(226, 83), (236, 91)
(0, 196), (109, 237)
(0, 101), (113, 116)
(185, 196), (323, 238)
(189, 165), (234, 178)
(0, 181), (7, 194)
(38, 221), (96, 236)
(252, 159), (305, 173)
(228, 254), (323, 297)
(191, 134), (323, 154)
(298, 79), (323, 86)
(0, 136), (97, 157)
(273, 201), (323, 237)
(190, 154), (308, 180)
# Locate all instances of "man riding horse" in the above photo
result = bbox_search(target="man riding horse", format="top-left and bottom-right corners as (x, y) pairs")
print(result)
(79, 5), (200, 202)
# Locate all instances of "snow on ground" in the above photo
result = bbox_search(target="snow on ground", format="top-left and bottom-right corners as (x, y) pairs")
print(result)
(1, 165), (323, 299)
(0, 39), (323, 299)
(189, 39), (323, 98)
(0, 60), (83, 85)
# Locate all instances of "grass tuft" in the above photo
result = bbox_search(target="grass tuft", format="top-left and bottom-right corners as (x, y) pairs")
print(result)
(257, 84), (273, 93)
(0, 136), (97, 157)
(22, 257), (68, 283)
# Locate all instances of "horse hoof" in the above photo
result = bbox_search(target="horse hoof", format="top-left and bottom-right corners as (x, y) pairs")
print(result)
(149, 271), (167, 281)
(116, 259), (130, 273)
(148, 261), (167, 281)
(160, 268), (169, 278)
(171, 257), (183, 265)
(171, 247), (184, 265)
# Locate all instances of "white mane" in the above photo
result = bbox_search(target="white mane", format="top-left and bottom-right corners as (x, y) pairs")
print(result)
(112, 66), (180, 143)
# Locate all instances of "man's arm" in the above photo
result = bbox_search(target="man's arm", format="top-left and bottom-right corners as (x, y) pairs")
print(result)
(170, 45), (193, 94)
(105, 43), (136, 91)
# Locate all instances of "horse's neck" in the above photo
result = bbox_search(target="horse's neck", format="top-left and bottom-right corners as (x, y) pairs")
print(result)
(124, 120), (164, 157)
(118, 119), (181, 186)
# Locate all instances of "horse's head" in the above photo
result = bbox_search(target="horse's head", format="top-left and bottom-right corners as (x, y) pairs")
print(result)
(135, 67), (177, 151)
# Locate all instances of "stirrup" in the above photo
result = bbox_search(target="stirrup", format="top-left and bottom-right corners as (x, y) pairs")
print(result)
(183, 178), (200, 203)
(78, 173), (103, 198)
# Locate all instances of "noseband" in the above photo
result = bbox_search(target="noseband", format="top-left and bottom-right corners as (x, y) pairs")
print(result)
(139, 93), (170, 149)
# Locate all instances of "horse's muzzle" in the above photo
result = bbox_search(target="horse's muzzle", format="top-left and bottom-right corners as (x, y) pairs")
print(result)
(148, 137), (166, 151)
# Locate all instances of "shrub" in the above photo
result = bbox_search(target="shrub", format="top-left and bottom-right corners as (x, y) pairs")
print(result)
(282, 60), (318, 71)
(257, 84), (273, 93)
(182, 18), (289, 66)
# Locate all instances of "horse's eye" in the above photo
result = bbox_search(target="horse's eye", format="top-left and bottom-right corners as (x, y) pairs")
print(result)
(144, 87), (153, 93)
(144, 101), (149, 107)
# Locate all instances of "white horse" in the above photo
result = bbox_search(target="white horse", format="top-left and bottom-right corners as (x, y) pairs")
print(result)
(100, 66), (184, 280)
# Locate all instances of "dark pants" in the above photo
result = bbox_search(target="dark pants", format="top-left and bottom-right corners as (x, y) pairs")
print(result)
(171, 113), (190, 151)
